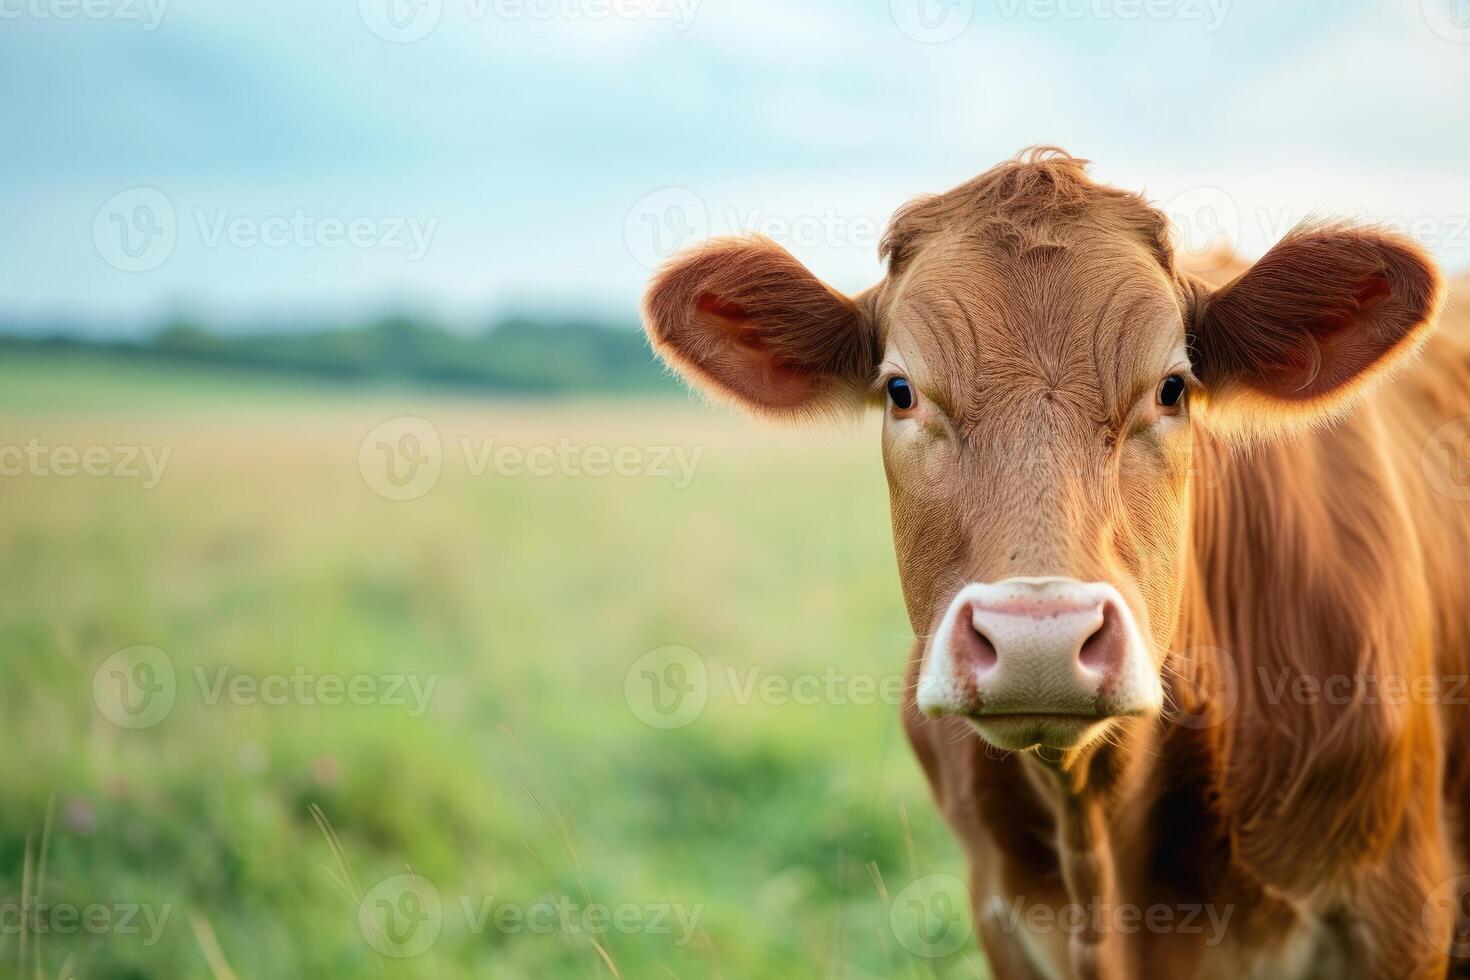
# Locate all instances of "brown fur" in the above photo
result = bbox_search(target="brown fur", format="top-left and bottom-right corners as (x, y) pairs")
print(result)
(643, 148), (1470, 979)
(642, 236), (880, 414)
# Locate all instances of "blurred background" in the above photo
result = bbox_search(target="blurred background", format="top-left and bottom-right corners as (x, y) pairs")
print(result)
(3, 0), (1468, 976)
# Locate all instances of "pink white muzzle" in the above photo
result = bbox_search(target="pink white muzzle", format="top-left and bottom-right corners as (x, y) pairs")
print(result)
(916, 577), (1163, 749)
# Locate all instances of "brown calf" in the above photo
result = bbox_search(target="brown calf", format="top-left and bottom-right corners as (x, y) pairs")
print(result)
(643, 149), (1470, 979)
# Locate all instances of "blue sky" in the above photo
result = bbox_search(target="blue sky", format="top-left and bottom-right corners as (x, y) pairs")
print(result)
(3, 0), (1468, 334)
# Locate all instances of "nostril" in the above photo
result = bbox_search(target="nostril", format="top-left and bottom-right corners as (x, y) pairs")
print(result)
(951, 604), (999, 674)
(970, 626), (999, 672)
(1077, 601), (1125, 675)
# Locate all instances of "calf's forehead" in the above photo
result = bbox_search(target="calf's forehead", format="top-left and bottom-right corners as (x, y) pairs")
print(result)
(877, 239), (1188, 415)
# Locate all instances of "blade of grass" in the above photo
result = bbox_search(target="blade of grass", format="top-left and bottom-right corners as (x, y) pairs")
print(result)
(589, 940), (623, 978)
(33, 794), (55, 980)
(502, 723), (614, 977)
(19, 834), (32, 979)
(309, 804), (391, 980)
(309, 803), (360, 900)
(188, 911), (240, 980)
(696, 930), (723, 980)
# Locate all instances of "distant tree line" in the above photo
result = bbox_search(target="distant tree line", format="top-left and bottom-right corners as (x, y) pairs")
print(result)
(0, 315), (681, 395)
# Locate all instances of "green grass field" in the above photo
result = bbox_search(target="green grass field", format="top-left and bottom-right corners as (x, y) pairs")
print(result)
(0, 354), (980, 979)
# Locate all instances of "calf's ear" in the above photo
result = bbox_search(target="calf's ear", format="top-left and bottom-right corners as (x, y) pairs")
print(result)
(1189, 223), (1444, 440)
(642, 236), (879, 417)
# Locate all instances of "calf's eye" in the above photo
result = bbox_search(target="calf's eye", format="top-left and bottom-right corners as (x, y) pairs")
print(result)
(1157, 374), (1187, 410)
(886, 377), (915, 411)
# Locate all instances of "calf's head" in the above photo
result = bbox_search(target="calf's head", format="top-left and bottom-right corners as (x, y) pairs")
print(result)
(643, 150), (1441, 755)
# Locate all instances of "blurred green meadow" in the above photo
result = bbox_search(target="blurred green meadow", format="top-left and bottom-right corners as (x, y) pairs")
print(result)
(0, 352), (979, 979)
